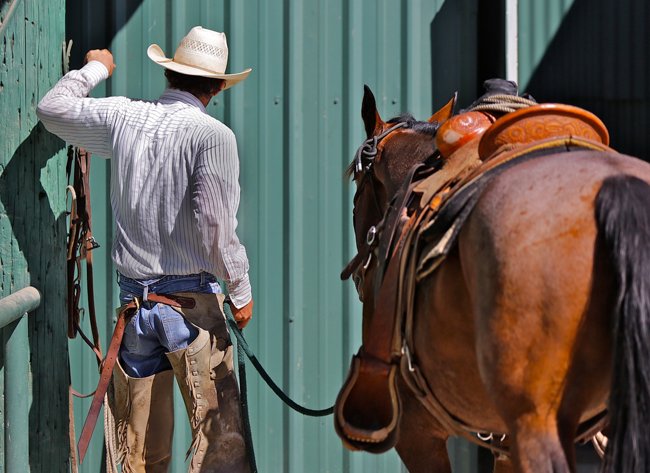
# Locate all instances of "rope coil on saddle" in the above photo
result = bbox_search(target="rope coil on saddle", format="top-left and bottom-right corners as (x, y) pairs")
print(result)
(467, 94), (538, 114)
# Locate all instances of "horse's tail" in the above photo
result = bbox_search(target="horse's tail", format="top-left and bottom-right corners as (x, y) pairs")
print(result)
(596, 175), (650, 473)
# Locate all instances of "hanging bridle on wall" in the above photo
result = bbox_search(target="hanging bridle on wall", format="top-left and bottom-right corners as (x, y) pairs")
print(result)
(66, 146), (102, 359)
(65, 146), (104, 471)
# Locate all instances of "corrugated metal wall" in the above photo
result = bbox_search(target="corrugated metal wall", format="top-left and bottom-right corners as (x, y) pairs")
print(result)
(64, 1), (482, 472)
(519, 0), (650, 160)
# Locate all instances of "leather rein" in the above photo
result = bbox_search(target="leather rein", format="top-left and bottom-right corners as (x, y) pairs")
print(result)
(65, 146), (103, 470)
(66, 147), (102, 362)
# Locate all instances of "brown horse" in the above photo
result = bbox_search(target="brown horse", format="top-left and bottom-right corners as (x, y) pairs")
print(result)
(334, 85), (650, 473)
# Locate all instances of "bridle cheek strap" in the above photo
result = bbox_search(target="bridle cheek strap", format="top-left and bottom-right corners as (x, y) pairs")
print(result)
(343, 122), (409, 281)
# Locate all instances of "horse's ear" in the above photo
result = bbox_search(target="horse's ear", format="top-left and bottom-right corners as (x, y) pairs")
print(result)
(362, 85), (384, 138)
(428, 92), (457, 124)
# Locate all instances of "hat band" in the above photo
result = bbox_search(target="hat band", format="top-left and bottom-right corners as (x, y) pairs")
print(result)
(180, 37), (227, 59)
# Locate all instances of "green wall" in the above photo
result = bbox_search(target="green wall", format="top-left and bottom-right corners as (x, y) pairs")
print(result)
(63, 0), (482, 472)
(518, 0), (650, 160)
(0, 0), (70, 471)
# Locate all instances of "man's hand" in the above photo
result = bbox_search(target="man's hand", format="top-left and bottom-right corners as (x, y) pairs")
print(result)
(228, 298), (253, 329)
(84, 49), (116, 77)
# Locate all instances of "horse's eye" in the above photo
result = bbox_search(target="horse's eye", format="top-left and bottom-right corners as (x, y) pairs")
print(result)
(352, 273), (362, 292)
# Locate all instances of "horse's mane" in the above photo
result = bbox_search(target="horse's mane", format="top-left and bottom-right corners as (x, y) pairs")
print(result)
(346, 113), (438, 178)
(387, 113), (438, 136)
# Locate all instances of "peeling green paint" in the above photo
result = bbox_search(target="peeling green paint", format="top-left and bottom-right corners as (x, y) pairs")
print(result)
(0, 0), (69, 471)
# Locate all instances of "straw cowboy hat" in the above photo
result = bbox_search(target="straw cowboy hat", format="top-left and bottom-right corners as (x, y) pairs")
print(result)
(147, 26), (251, 90)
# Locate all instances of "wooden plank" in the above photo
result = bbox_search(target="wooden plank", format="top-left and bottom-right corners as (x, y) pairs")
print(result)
(1, 0), (69, 471)
(0, 1), (28, 469)
(28, 0), (69, 471)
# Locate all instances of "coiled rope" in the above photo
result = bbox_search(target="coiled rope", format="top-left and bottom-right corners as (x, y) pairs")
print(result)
(468, 94), (538, 114)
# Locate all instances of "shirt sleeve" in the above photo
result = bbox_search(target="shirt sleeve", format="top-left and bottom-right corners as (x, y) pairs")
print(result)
(36, 61), (127, 158)
(192, 127), (252, 308)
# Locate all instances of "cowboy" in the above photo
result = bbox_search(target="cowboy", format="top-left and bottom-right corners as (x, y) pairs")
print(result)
(37, 26), (254, 473)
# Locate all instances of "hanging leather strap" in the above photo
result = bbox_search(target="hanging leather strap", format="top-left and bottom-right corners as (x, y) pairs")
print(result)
(66, 146), (103, 471)
(76, 300), (135, 464)
(66, 146), (102, 358)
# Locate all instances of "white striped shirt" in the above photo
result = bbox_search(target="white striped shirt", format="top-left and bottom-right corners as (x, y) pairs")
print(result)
(36, 61), (251, 308)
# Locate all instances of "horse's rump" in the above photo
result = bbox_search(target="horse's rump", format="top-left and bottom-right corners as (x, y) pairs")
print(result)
(415, 135), (611, 280)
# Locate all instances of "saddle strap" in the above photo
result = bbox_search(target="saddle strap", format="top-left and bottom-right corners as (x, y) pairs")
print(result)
(365, 214), (418, 361)
(76, 293), (196, 463)
(374, 162), (429, 289)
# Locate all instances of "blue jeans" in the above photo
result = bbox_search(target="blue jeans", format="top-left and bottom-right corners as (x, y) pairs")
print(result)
(118, 272), (222, 378)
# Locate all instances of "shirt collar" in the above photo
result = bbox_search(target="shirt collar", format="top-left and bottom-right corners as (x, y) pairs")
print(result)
(158, 88), (207, 113)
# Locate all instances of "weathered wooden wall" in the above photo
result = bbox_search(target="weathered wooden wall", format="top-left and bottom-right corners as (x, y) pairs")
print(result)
(0, 0), (69, 471)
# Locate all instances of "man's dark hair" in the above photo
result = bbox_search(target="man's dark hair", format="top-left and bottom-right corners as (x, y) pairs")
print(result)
(165, 69), (225, 97)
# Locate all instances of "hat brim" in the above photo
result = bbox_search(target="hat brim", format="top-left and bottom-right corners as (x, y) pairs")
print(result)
(147, 44), (251, 90)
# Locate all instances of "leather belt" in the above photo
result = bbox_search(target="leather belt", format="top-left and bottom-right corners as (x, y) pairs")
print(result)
(77, 292), (196, 463)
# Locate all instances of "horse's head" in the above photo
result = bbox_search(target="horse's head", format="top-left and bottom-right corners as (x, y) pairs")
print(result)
(345, 85), (455, 305)
(335, 86), (455, 453)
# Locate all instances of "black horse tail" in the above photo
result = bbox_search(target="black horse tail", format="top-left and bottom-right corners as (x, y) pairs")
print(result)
(596, 175), (650, 473)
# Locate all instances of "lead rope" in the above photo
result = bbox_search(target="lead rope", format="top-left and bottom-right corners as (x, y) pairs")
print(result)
(224, 306), (335, 472)
(234, 326), (258, 473)
(224, 308), (334, 416)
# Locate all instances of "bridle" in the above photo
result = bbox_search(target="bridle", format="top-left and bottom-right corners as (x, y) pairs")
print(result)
(345, 121), (411, 298)
(354, 121), (410, 174)
(353, 121), (411, 218)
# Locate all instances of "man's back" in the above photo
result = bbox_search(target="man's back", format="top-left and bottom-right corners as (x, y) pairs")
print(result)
(37, 61), (250, 305)
(106, 89), (241, 280)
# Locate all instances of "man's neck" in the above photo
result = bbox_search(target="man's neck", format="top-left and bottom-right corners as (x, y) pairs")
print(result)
(196, 93), (211, 107)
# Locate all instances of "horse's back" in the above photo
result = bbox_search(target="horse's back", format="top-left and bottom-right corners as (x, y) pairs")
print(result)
(463, 149), (650, 291)
(469, 150), (650, 250)
(458, 149), (650, 429)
